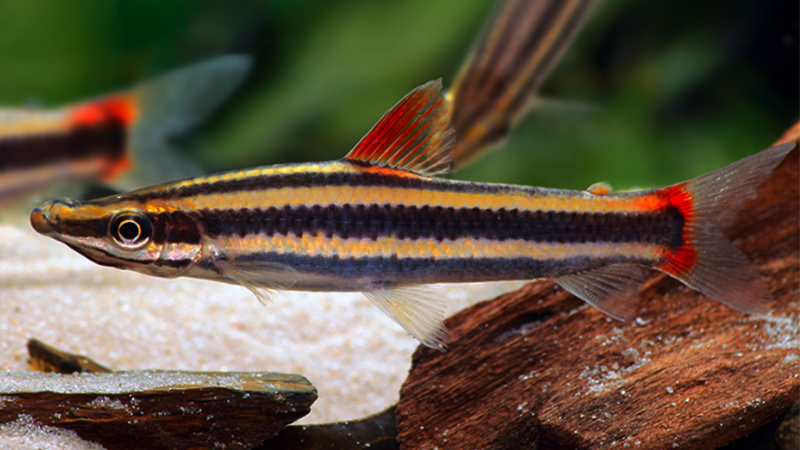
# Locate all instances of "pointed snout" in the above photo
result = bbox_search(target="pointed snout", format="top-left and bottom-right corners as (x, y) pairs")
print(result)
(30, 203), (54, 235)
(30, 199), (74, 236)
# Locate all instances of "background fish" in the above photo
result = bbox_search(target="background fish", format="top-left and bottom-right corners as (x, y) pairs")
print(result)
(447, 0), (598, 169)
(30, 81), (793, 349)
(0, 55), (250, 212)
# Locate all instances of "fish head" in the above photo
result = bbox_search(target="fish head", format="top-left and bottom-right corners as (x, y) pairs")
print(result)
(30, 196), (203, 278)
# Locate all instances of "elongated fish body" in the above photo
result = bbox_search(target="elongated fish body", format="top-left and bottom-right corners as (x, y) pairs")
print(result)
(31, 81), (794, 349)
(0, 55), (250, 210)
(49, 161), (674, 289)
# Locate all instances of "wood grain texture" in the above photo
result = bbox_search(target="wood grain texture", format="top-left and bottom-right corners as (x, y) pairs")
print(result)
(397, 126), (799, 450)
(0, 370), (317, 450)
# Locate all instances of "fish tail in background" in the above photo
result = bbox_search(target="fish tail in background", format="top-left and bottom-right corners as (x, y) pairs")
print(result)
(655, 143), (796, 313)
(109, 55), (251, 190)
(447, 0), (598, 170)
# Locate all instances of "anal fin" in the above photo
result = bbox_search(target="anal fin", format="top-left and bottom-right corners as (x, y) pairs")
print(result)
(554, 264), (650, 321)
(363, 286), (449, 350)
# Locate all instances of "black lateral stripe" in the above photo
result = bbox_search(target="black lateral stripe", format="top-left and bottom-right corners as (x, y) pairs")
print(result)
(119, 166), (520, 204)
(0, 119), (127, 172)
(149, 211), (202, 245)
(60, 218), (107, 239)
(233, 252), (655, 285)
(61, 211), (202, 246)
(189, 203), (685, 246)
(163, 210), (202, 245)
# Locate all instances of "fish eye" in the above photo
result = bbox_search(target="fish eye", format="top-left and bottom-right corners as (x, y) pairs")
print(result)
(110, 212), (152, 249)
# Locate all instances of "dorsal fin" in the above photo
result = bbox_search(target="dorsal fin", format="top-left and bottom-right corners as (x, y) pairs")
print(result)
(344, 80), (456, 177)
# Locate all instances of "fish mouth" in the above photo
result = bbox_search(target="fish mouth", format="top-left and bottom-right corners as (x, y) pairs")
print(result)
(30, 205), (55, 236)
(29, 199), (76, 236)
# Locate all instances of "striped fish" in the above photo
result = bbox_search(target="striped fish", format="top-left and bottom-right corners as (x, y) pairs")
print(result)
(0, 55), (250, 211)
(30, 81), (793, 349)
(447, 0), (598, 169)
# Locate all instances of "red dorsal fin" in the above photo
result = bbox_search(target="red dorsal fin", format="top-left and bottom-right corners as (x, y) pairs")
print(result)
(344, 80), (456, 177)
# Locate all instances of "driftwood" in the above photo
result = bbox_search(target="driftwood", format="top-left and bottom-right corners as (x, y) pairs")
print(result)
(0, 369), (317, 450)
(396, 125), (800, 450)
(27, 338), (112, 374)
(258, 407), (398, 450)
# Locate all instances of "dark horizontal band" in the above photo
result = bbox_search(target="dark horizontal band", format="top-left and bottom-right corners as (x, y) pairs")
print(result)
(191, 203), (684, 246)
(233, 251), (653, 286)
(118, 163), (521, 204)
(58, 209), (202, 247)
(0, 119), (126, 172)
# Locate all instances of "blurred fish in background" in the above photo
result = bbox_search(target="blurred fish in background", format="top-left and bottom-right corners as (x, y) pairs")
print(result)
(0, 55), (250, 218)
(447, 0), (598, 169)
(0, 0), (599, 220)
(0, 0), (795, 206)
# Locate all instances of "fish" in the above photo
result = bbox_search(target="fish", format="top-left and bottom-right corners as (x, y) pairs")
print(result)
(447, 0), (599, 169)
(30, 81), (794, 349)
(0, 55), (251, 212)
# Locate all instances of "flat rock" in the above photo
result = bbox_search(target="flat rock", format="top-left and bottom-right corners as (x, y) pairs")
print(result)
(397, 130), (800, 449)
(0, 370), (317, 450)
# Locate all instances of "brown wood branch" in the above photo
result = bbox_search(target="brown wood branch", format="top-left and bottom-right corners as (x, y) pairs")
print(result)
(397, 124), (800, 450)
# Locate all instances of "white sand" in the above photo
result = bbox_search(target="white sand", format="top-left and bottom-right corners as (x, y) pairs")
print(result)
(0, 223), (525, 425)
(0, 416), (107, 450)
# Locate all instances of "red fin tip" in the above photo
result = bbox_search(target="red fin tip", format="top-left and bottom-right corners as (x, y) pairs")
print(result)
(654, 144), (795, 314)
(70, 96), (138, 127)
(344, 80), (455, 177)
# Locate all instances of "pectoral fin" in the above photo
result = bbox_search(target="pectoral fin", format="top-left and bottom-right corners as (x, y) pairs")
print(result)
(214, 258), (298, 305)
(363, 286), (449, 350)
(554, 264), (650, 321)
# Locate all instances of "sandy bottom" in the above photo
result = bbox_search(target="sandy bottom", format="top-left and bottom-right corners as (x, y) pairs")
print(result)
(0, 223), (525, 429)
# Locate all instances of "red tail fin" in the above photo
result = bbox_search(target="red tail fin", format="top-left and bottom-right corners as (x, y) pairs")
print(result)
(657, 143), (795, 313)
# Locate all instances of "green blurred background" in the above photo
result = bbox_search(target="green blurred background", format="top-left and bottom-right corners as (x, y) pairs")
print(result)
(0, 0), (796, 190)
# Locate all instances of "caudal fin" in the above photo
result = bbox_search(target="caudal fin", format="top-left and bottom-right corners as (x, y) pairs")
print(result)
(657, 143), (795, 313)
(448, 0), (598, 170)
(110, 55), (251, 190)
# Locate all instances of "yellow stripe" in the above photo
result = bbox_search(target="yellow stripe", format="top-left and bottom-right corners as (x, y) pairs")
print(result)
(134, 161), (657, 216)
(167, 161), (350, 191)
(171, 182), (652, 215)
(0, 108), (71, 138)
(215, 233), (659, 261)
